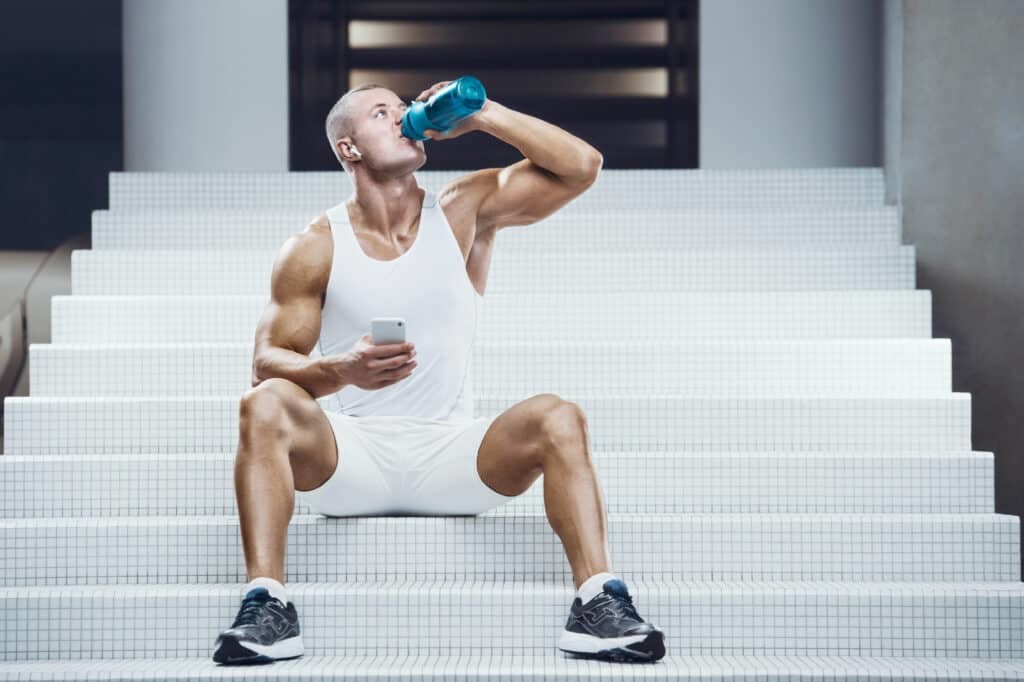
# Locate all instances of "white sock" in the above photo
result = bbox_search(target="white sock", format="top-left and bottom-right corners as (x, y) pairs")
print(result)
(245, 576), (289, 605)
(577, 571), (619, 604)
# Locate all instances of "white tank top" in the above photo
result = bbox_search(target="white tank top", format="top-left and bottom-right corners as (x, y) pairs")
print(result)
(315, 187), (482, 423)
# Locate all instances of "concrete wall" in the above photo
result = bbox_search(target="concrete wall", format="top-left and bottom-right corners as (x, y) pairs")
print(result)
(894, 0), (1024, 537)
(700, 0), (880, 168)
(881, 0), (902, 204)
(122, 0), (289, 171)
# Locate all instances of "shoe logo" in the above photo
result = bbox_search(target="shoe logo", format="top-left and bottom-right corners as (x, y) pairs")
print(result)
(259, 606), (295, 638)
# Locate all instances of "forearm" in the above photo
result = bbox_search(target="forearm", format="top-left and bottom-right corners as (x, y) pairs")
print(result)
(475, 100), (602, 181)
(252, 347), (348, 398)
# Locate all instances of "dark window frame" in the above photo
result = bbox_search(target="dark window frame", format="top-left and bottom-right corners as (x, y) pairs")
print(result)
(288, 0), (699, 170)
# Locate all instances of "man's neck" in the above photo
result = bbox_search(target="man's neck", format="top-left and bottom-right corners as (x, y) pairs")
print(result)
(346, 177), (424, 238)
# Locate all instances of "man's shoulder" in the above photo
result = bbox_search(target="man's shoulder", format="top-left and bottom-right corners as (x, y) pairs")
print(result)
(273, 215), (334, 288)
(436, 172), (498, 234)
(308, 212), (331, 232)
(293, 213), (332, 247)
(436, 169), (499, 208)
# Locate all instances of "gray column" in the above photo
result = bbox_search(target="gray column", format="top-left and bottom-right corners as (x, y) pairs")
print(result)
(700, 0), (881, 168)
(122, 0), (288, 171)
(894, 0), (1024, 549)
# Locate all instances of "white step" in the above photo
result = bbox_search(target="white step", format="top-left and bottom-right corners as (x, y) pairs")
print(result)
(4, 580), (1023, 660)
(50, 291), (934, 343)
(5, 654), (1024, 681)
(29, 339), (953, 398)
(70, 248), (916, 295)
(0, 452), (994, 517)
(107, 168), (886, 210)
(90, 206), (900, 250)
(1, 395), (973, 455)
(2, 513), (1017, 586)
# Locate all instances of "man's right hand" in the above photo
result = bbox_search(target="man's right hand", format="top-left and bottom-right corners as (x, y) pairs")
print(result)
(322, 333), (417, 391)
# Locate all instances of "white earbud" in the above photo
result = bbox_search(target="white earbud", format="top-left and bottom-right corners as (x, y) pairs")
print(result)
(350, 146), (362, 157)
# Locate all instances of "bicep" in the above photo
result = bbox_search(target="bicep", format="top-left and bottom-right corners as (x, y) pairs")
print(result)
(253, 234), (329, 361)
(470, 159), (599, 232)
(255, 295), (322, 358)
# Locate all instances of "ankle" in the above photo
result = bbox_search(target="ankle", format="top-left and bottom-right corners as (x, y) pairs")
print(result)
(245, 576), (289, 605)
(576, 571), (618, 603)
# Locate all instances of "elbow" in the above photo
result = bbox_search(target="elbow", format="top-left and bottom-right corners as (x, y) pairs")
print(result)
(251, 356), (265, 387)
(564, 152), (602, 189)
(579, 151), (603, 184)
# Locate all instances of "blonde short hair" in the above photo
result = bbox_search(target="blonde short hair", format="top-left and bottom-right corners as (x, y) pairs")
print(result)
(324, 82), (388, 171)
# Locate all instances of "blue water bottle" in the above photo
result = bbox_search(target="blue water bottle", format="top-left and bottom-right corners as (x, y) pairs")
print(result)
(402, 75), (487, 142)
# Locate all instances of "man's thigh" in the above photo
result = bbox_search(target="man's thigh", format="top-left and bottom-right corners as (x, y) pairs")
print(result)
(476, 393), (566, 497)
(247, 378), (339, 492)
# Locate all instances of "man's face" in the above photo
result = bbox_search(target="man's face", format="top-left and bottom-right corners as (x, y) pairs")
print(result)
(345, 88), (425, 174)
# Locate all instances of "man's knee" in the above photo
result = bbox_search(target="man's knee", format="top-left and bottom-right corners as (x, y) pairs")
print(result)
(238, 378), (299, 442)
(536, 397), (589, 459)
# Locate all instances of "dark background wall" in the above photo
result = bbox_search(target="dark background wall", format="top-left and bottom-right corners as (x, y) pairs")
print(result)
(0, 0), (121, 251)
(886, 0), (1024, 566)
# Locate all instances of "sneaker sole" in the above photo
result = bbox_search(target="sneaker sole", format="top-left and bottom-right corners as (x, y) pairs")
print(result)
(558, 629), (666, 663)
(212, 634), (305, 665)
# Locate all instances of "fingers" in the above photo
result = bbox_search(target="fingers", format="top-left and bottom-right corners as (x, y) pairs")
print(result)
(416, 85), (439, 101)
(415, 81), (453, 102)
(377, 359), (417, 384)
(367, 341), (415, 357)
(370, 348), (413, 368)
(382, 359), (417, 376)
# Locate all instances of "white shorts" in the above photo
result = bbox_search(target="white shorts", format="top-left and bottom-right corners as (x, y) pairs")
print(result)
(297, 410), (517, 517)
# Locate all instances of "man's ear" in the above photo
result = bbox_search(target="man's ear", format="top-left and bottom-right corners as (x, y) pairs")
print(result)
(336, 138), (359, 161)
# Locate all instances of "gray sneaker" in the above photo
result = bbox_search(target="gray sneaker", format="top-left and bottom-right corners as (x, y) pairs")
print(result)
(558, 578), (666, 662)
(212, 587), (304, 664)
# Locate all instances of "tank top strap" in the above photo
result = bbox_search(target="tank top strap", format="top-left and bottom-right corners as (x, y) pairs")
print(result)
(325, 200), (349, 226)
(324, 201), (356, 271)
(418, 188), (460, 263)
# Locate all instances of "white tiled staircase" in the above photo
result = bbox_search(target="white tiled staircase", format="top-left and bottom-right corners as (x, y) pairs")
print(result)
(3, 168), (1023, 680)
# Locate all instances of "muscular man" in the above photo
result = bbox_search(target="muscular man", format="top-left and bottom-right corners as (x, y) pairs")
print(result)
(212, 80), (666, 665)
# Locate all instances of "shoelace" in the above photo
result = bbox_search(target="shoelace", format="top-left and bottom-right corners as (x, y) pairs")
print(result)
(603, 590), (642, 623)
(232, 594), (271, 628)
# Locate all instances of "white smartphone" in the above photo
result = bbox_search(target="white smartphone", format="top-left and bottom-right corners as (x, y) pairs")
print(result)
(371, 317), (406, 345)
